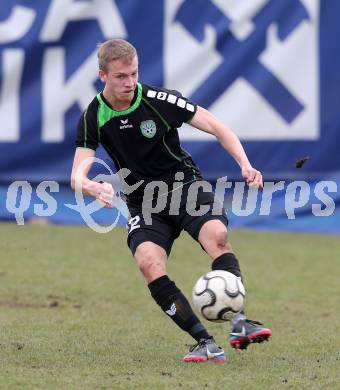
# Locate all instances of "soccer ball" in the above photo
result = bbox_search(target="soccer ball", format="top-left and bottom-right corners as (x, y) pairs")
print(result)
(192, 270), (245, 322)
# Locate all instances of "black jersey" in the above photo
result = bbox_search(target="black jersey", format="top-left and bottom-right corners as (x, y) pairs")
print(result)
(76, 83), (203, 203)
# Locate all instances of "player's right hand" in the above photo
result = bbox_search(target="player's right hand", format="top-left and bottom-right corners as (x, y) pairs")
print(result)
(241, 165), (263, 189)
(94, 181), (114, 208)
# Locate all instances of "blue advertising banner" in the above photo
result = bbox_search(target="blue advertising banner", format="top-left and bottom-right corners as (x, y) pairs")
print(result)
(0, 0), (339, 183)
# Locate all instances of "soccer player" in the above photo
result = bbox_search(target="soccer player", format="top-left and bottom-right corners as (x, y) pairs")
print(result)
(71, 39), (271, 362)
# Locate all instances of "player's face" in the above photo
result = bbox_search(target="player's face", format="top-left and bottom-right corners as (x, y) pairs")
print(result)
(100, 56), (139, 102)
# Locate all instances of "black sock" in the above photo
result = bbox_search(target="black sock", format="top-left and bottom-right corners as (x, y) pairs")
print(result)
(148, 275), (210, 341)
(211, 252), (243, 280)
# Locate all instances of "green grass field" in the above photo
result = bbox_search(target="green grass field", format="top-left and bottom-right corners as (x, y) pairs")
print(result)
(0, 222), (339, 389)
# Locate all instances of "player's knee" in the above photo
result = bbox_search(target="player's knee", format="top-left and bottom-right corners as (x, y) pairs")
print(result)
(134, 243), (165, 278)
(215, 228), (227, 246)
(199, 220), (230, 248)
(203, 227), (232, 258)
(221, 240), (232, 254)
(136, 248), (156, 272)
(212, 227), (231, 250)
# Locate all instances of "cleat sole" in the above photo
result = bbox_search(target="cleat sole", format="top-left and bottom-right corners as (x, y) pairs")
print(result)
(230, 329), (272, 350)
(183, 355), (226, 363)
(208, 358), (227, 363)
(182, 356), (207, 362)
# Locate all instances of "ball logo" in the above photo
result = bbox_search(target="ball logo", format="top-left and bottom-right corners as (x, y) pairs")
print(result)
(140, 120), (157, 138)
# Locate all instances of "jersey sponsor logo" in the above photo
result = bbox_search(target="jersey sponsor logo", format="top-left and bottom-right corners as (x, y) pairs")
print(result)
(140, 120), (157, 138)
(146, 89), (195, 113)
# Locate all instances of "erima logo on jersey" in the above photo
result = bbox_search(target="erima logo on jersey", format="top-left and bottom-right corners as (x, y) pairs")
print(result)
(165, 303), (177, 316)
(146, 90), (195, 112)
(119, 118), (133, 130)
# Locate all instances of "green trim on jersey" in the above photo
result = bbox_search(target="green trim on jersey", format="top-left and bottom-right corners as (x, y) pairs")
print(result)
(162, 136), (181, 162)
(96, 82), (143, 128)
(142, 97), (171, 130)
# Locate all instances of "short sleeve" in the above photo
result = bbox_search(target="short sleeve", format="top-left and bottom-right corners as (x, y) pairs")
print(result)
(144, 87), (197, 129)
(75, 107), (99, 150)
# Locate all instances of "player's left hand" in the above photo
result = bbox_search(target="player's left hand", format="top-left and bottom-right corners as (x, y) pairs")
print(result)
(241, 165), (263, 189)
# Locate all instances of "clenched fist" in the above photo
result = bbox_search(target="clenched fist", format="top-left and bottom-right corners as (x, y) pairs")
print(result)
(95, 182), (114, 208)
(241, 166), (263, 189)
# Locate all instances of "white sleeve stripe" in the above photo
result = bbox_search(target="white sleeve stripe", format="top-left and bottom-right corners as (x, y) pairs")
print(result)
(177, 98), (186, 108)
(167, 94), (177, 104)
(147, 90), (157, 98)
(186, 103), (195, 112)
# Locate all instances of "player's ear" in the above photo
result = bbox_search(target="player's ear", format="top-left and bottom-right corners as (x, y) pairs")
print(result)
(99, 69), (107, 83)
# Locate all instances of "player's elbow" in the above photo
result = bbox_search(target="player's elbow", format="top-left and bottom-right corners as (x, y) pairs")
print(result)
(70, 169), (83, 190)
(71, 172), (92, 194)
(70, 171), (80, 191)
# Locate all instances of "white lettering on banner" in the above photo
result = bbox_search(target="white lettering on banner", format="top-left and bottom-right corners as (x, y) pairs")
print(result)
(42, 48), (98, 142)
(0, 49), (25, 142)
(40, 0), (127, 42)
(0, 5), (36, 44)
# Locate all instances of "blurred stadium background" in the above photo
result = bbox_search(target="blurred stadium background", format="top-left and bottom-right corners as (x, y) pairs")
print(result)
(1, 0), (340, 233)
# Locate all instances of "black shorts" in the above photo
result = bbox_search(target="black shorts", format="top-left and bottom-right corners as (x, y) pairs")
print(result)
(126, 187), (228, 256)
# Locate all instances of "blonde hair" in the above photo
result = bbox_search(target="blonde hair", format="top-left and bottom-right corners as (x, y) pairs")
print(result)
(97, 39), (137, 71)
